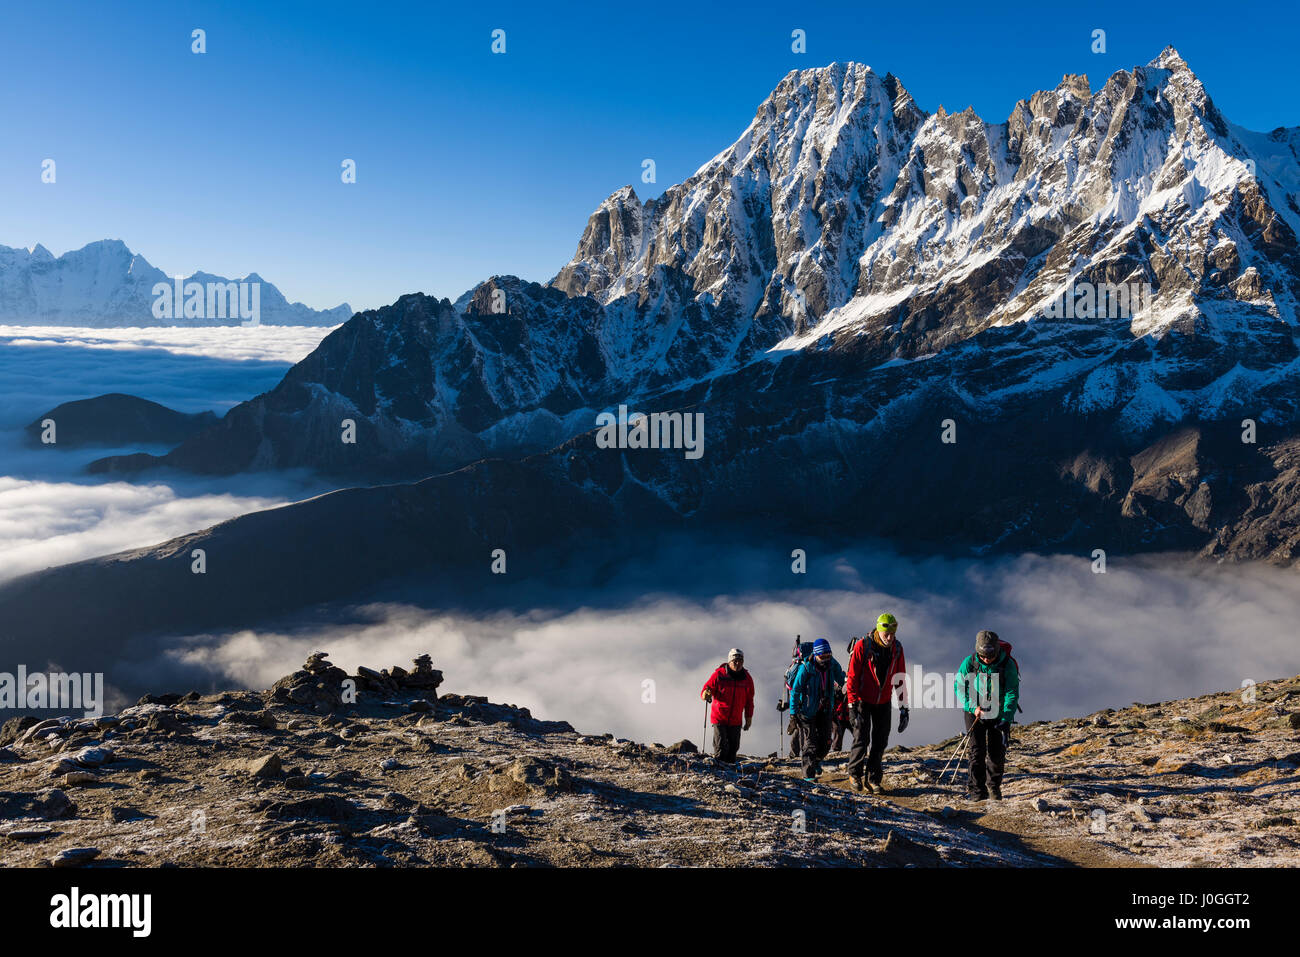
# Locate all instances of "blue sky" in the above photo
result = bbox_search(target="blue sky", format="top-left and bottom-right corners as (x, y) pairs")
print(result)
(1, 0), (1296, 313)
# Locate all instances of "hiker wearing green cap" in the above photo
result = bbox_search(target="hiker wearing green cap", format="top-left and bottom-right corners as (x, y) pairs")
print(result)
(954, 630), (1021, 800)
(846, 613), (909, 793)
(789, 638), (846, 781)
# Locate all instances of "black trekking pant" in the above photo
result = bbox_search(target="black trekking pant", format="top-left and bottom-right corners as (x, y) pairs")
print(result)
(796, 711), (832, 777)
(712, 723), (742, 763)
(964, 713), (1007, 795)
(831, 718), (850, 752)
(847, 700), (892, 781)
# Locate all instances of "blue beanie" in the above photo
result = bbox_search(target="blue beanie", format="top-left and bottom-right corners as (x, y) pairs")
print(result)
(812, 639), (831, 656)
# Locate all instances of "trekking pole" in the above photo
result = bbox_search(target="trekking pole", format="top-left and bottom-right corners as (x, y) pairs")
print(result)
(939, 727), (972, 784)
(938, 732), (964, 781)
(947, 732), (972, 786)
(955, 732), (974, 786)
(703, 701), (710, 756)
(777, 702), (783, 760)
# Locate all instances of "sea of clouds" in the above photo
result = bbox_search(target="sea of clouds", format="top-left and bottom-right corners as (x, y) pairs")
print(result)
(149, 546), (1300, 753)
(0, 324), (337, 582)
(2, 324), (1297, 753)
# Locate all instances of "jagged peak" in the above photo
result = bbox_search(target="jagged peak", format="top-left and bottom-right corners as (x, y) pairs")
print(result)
(778, 60), (877, 85)
(1148, 45), (1190, 72)
(762, 60), (899, 112)
(601, 184), (641, 207)
(881, 71), (919, 114)
(1056, 73), (1091, 100)
(1137, 46), (1212, 103)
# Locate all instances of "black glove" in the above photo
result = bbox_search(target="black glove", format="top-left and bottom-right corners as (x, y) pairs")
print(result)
(998, 721), (1011, 750)
(897, 706), (910, 734)
(776, 699), (788, 712)
(847, 702), (861, 729)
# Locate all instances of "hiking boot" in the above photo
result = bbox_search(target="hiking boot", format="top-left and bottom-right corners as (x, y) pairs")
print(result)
(860, 778), (875, 794)
(869, 774), (885, 793)
(965, 790), (989, 802)
(849, 776), (864, 792)
(990, 785), (1003, 801)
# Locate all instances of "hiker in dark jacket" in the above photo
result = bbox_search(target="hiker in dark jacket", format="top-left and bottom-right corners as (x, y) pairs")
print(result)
(701, 648), (755, 763)
(954, 629), (1021, 801)
(780, 637), (812, 756)
(789, 639), (846, 780)
(846, 613), (910, 793)
(830, 689), (851, 751)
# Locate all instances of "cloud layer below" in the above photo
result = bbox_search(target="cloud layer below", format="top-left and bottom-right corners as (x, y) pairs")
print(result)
(151, 547), (1300, 752)
(0, 324), (332, 425)
(2, 326), (1296, 755)
(0, 325), (336, 582)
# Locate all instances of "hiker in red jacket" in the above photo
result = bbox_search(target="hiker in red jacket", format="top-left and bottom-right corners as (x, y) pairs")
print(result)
(700, 648), (755, 763)
(831, 688), (852, 751)
(846, 613), (910, 793)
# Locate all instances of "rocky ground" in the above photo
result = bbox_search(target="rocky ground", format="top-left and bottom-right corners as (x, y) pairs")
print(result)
(1, 654), (1297, 868)
(803, 674), (1300, 868)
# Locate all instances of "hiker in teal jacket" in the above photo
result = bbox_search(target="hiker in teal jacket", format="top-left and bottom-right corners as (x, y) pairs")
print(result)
(790, 639), (846, 780)
(954, 630), (1021, 800)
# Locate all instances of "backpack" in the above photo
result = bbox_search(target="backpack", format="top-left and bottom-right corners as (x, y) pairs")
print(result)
(967, 640), (1024, 714)
(782, 636), (815, 705)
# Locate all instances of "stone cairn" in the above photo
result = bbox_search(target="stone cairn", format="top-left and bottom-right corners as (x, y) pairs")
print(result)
(268, 652), (444, 712)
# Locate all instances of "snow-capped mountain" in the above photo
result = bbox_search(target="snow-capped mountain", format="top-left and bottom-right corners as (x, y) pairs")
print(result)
(0, 239), (352, 326)
(52, 43), (1295, 643)
(6, 48), (1300, 653)
(98, 49), (1299, 477)
(557, 47), (1298, 357)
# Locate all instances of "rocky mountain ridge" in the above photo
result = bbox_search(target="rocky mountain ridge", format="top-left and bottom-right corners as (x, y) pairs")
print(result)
(25, 394), (217, 449)
(90, 48), (1300, 490)
(1, 653), (1297, 867)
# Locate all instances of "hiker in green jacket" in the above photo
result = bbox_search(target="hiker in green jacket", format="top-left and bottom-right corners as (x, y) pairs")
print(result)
(954, 630), (1021, 801)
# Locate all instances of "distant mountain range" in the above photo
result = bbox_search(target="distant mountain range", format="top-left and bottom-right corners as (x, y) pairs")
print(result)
(0, 239), (352, 326)
(3, 47), (1299, 670)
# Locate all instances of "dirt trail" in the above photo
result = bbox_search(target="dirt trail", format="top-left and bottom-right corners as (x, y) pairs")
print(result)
(763, 673), (1300, 868)
(0, 655), (1058, 868)
(3, 658), (1295, 867)
(772, 758), (1143, 867)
